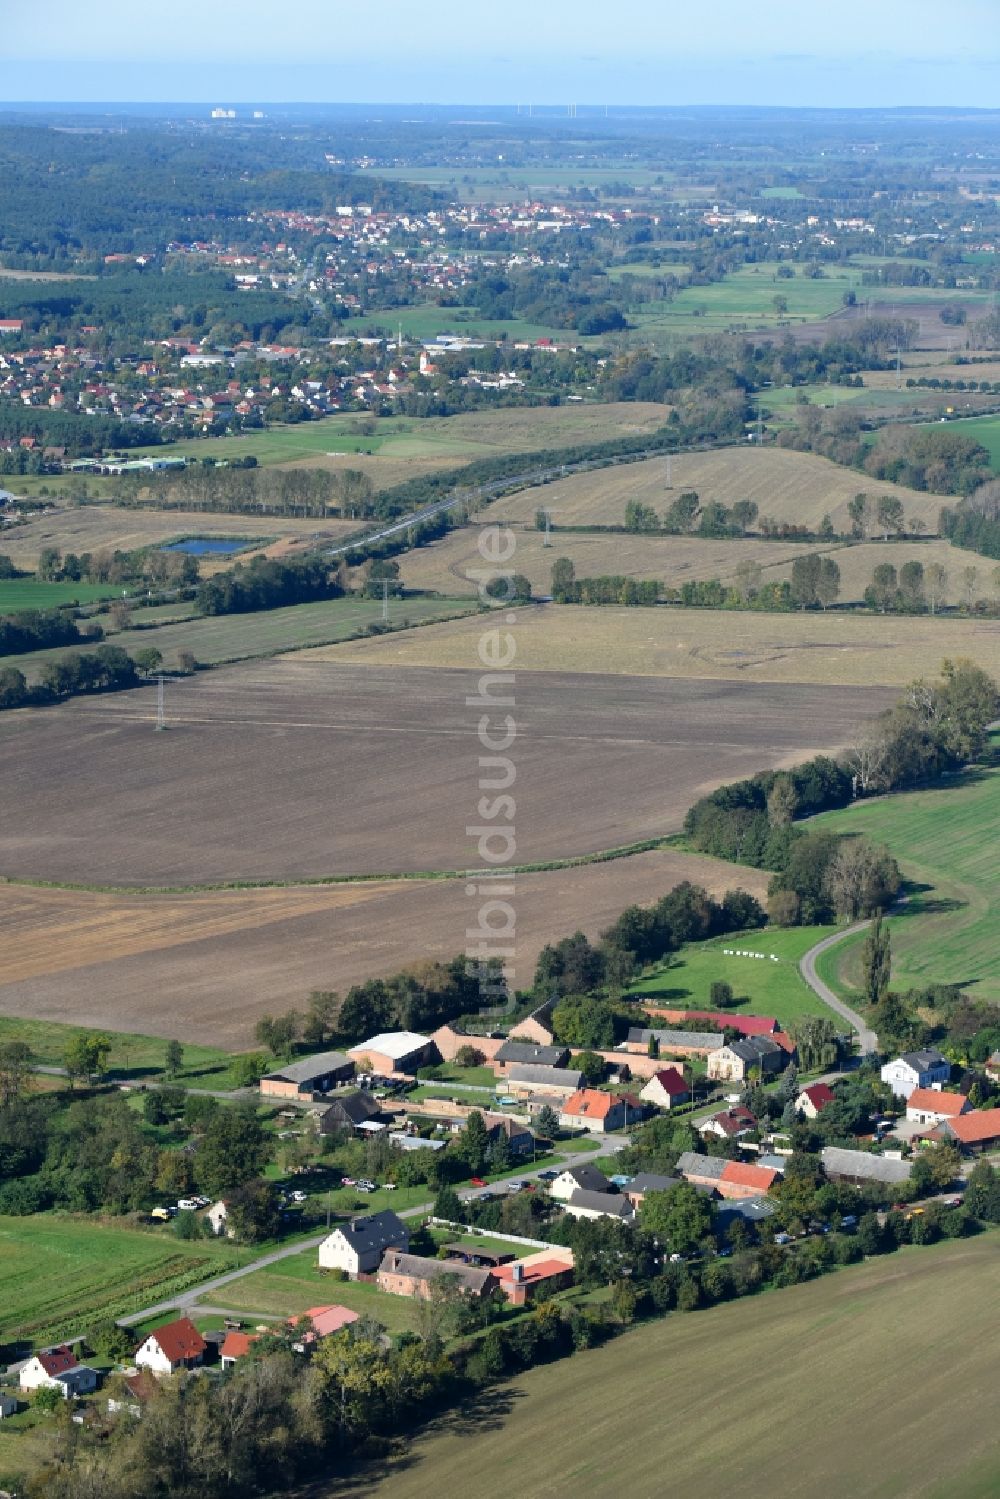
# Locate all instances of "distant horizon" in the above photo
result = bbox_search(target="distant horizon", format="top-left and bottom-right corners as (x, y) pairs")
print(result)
(2, 100), (1000, 117)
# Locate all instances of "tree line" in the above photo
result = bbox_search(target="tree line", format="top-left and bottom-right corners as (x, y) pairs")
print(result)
(118, 463), (376, 520)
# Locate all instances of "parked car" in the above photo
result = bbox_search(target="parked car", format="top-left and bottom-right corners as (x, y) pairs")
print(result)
(150, 1207), (172, 1222)
(537, 1169), (559, 1182)
(382, 1183), (397, 1191)
(840, 1214), (858, 1229)
(289, 1190), (307, 1204)
(773, 1231), (793, 1245)
(944, 1195), (963, 1208)
(341, 1177), (357, 1187)
(505, 1180), (527, 1194)
(177, 1198), (200, 1211)
(469, 1177), (486, 1188)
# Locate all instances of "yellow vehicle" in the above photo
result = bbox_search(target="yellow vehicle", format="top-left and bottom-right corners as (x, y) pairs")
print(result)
(150, 1207), (172, 1222)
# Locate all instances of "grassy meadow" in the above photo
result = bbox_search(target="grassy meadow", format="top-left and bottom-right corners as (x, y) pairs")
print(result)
(0, 579), (121, 610)
(0, 1015), (242, 1088)
(360, 1237), (1000, 1499)
(812, 761), (1000, 1003)
(626, 925), (835, 1030)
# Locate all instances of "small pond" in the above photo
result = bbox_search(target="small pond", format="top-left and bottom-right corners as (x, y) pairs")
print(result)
(161, 537), (258, 556)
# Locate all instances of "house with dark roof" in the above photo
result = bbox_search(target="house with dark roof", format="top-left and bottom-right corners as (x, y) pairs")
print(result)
(626, 1027), (724, 1058)
(699, 1105), (757, 1140)
(507, 1064), (584, 1097)
(494, 1040), (569, 1074)
(563, 1188), (636, 1222)
(259, 1050), (355, 1100)
(134, 1318), (207, 1376)
(318, 1091), (384, 1134)
(317, 1210), (409, 1277)
(880, 1049), (950, 1099)
(622, 1172), (680, 1209)
(378, 1250), (496, 1299)
(707, 1037), (788, 1083)
(548, 1162), (611, 1201)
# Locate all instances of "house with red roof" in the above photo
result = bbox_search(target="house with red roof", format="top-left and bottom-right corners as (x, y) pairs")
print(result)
(134, 1317), (207, 1376)
(219, 1330), (258, 1369)
(19, 1345), (97, 1398)
(796, 1083), (836, 1119)
(905, 1088), (970, 1127)
(639, 1067), (690, 1110)
(699, 1105), (757, 1140)
(938, 1108), (1000, 1153)
(643, 1006), (778, 1037)
(559, 1088), (631, 1133)
(289, 1305), (360, 1347)
(494, 1249), (575, 1307)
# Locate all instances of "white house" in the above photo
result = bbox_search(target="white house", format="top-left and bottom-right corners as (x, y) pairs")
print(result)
(548, 1163), (611, 1202)
(905, 1088), (970, 1126)
(134, 1317), (207, 1376)
(562, 1189), (635, 1223)
(317, 1210), (408, 1277)
(880, 1049), (950, 1099)
(19, 1348), (97, 1398)
(639, 1068), (690, 1110)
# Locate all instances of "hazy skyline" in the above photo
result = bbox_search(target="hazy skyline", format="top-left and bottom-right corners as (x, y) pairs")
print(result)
(2, 0), (998, 107)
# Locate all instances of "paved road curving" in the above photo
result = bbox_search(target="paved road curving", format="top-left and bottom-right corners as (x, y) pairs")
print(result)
(119, 1134), (625, 1327)
(799, 921), (878, 1056)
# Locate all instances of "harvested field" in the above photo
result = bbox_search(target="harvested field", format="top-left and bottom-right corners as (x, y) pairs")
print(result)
(763, 539), (995, 606)
(487, 447), (941, 533)
(0, 656), (887, 885)
(0, 851), (768, 1047)
(0, 504), (359, 572)
(310, 601), (1000, 686)
(399, 528), (813, 598)
(362, 1239), (1000, 1499)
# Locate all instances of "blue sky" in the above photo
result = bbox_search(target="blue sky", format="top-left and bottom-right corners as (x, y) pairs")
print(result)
(1, 0), (997, 106)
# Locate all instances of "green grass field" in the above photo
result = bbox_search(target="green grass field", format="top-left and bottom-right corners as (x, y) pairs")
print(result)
(1, 594), (475, 679)
(360, 1237), (1000, 1499)
(0, 1015), (242, 1088)
(625, 925), (835, 1029)
(0, 1214), (237, 1347)
(0, 578), (120, 610)
(811, 763), (1000, 1003)
(934, 413), (1000, 471)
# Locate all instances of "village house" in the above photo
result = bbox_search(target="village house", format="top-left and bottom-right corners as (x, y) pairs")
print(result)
(562, 1188), (636, 1223)
(493, 1248), (575, 1306)
(206, 1200), (232, 1237)
(639, 1067), (690, 1110)
(548, 1162), (612, 1201)
(219, 1331), (259, 1369)
(796, 1083), (836, 1119)
(642, 1007), (779, 1037)
(347, 1032), (437, 1076)
(289, 1305), (360, 1349)
(985, 1050), (1000, 1083)
(559, 1088), (631, 1133)
(493, 1040), (570, 1075)
(880, 1049), (950, 1099)
(699, 1105), (758, 1141)
(318, 1090), (384, 1134)
(905, 1088), (970, 1127)
(430, 1024), (504, 1065)
(482, 1111), (535, 1157)
(18, 1347), (98, 1398)
(134, 1318), (207, 1377)
(507, 1064), (584, 1100)
(707, 1036), (788, 1083)
(317, 1210), (409, 1277)
(259, 1050), (355, 1100)
(621, 1172), (680, 1209)
(676, 1152), (778, 1199)
(625, 1027), (725, 1059)
(820, 1146), (913, 1187)
(937, 1107), (1000, 1153)
(509, 1001), (556, 1046)
(377, 1250), (496, 1299)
